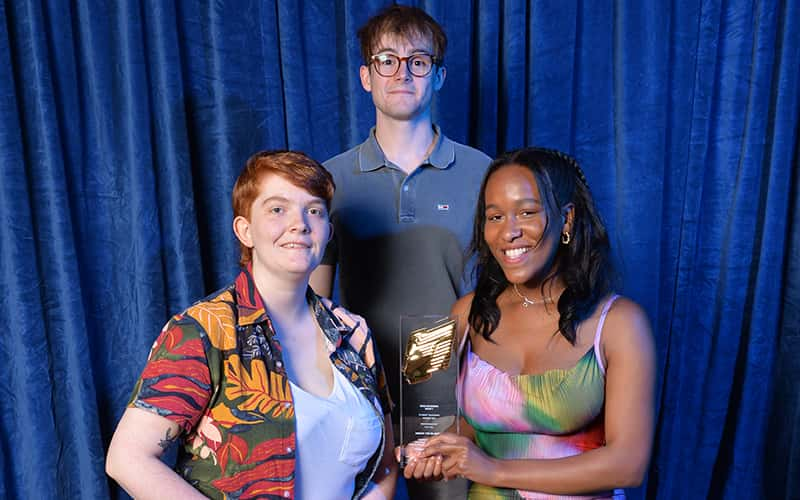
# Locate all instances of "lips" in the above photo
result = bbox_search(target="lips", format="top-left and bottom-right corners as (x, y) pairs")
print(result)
(500, 246), (531, 263)
(280, 241), (311, 249)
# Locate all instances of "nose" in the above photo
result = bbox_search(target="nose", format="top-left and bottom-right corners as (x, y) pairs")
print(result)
(289, 210), (311, 233)
(503, 217), (522, 241)
(395, 60), (412, 81)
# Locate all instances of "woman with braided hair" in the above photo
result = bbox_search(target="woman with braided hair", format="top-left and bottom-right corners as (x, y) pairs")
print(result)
(402, 147), (655, 498)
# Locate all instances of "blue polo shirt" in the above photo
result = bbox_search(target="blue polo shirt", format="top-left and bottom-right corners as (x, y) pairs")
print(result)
(322, 126), (490, 407)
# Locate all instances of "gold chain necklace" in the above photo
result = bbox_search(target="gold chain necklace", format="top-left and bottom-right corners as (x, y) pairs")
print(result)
(512, 283), (555, 308)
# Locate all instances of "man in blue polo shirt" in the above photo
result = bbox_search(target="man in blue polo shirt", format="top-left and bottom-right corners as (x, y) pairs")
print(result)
(310, 6), (490, 498)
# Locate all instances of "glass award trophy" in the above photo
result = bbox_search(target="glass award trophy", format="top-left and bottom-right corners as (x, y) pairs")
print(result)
(398, 315), (461, 467)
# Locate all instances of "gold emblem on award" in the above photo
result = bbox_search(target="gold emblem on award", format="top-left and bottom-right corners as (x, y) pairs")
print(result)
(402, 318), (456, 384)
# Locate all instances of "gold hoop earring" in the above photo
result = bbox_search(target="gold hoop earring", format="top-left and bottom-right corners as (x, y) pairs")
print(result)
(561, 231), (571, 245)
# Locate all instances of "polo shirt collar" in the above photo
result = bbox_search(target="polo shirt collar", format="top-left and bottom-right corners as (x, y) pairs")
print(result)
(358, 124), (455, 172)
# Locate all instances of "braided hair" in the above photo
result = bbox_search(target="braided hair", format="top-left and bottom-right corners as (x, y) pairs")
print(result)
(468, 147), (613, 344)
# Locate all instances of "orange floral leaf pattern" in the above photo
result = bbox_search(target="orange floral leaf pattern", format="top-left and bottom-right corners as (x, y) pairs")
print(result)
(224, 355), (294, 419)
(218, 433), (249, 473)
(187, 296), (237, 351)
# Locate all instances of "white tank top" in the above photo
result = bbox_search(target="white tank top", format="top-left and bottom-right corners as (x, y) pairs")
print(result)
(290, 364), (382, 500)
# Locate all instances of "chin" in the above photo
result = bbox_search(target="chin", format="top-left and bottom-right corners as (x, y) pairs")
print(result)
(501, 265), (544, 285)
(378, 105), (424, 122)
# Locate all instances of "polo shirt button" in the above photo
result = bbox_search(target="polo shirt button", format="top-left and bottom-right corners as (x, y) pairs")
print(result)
(283, 492), (290, 498)
(286, 446), (293, 453)
(276, 361), (283, 367)
(403, 185), (409, 191)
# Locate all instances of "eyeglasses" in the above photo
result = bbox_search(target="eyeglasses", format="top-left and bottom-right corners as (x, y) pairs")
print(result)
(369, 53), (438, 77)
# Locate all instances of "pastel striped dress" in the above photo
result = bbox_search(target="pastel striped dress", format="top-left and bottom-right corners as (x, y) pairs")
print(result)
(459, 295), (625, 499)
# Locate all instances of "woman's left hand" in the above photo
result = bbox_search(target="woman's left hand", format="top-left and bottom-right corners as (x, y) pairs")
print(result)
(421, 432), (498, 484)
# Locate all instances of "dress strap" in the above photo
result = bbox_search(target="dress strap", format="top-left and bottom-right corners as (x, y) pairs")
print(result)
(456, 324), (471, 412)
(457, 324), (470, 355)
(593, 294), (620, 375)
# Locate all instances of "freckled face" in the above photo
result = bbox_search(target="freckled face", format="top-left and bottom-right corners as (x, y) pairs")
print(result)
(482, 165), (563, 285)
(234, 174), (331, 280)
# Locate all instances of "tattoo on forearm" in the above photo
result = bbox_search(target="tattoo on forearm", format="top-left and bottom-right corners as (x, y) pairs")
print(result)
(158, 428), (178, 450)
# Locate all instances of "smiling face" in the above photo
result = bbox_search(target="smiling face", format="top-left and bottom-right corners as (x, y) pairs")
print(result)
(233, 174), (331, 282)
(359, 33), (445, 123)
(482, 164), (572, 286)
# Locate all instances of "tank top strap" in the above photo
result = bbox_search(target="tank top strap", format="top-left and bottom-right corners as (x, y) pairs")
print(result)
(593, 294), (620, 375)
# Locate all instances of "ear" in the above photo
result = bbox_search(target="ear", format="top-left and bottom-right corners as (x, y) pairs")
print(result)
(327, 222), (334, 242)
(561, 203), (575, 234)
(233, 215), (254, 249)
(360, 65), (372, 92)
(434, 65), (446, 91)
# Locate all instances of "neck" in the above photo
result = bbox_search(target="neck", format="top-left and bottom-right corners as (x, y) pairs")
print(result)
(514, 277), (565, 302)
(374, 116), (436, 174)
(251, 265), (310, 323)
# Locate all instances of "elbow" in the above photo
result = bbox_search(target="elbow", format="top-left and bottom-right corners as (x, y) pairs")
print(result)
(105, 438), (132, 483)
(615, 460), (649, 488)
(105, 444), (121, 481)
(619, 471), (645, 489)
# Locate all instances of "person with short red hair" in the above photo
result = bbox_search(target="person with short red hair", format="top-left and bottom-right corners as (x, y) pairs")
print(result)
(107, 150), (397, 499)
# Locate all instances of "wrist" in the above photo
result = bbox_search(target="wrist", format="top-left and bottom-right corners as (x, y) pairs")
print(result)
(484, 456), (503, 486)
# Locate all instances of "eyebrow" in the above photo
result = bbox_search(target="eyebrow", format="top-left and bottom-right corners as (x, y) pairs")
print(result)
(260, 195), (325, 206)
(484, 198), (542, 210)
(373, 46), (432, 55)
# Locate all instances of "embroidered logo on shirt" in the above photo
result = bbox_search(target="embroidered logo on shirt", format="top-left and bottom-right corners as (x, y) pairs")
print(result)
(437, 204), (450, 211)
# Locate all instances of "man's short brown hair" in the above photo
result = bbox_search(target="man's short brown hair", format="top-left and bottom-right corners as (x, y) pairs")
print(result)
(232, 150), (334, 267)
(357, 5), (447, 65)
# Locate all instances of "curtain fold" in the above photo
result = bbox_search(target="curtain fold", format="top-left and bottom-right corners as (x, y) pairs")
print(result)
(1, 1), (797, 498)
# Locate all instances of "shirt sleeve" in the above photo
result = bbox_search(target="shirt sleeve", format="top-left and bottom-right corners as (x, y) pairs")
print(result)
(127, 314), (212, 435)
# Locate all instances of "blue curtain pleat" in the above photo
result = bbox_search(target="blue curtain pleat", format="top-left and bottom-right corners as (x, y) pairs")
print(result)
(1, 1), (109, 498)
(141, 0), (204, 313)
(716, 2), (796, 498)
(765, 0), (800, 497)
(1, 1), (797, 499)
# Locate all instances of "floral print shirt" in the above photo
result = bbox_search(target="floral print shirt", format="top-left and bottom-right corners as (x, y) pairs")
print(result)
(128, 266), (392, 499)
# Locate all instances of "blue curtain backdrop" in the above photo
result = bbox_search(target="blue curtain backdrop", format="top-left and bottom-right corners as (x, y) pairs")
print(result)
(1, 0), (798, 498)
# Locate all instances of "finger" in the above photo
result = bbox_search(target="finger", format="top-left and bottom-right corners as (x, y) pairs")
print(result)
(433, 455), (443, 479)
(332, 308), (356, 326)
(403, 459), (418, 479)
(405, 439), (427, 462)
(422, 454), (439, 478)
(424, 432), (459, 449)
(334, 310), (369, 335)
(441, 456), (461, 479)
(421, 442), (459, 458)
(412, 457), (433, 480)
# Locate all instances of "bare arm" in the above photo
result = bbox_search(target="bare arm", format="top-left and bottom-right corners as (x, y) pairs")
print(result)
(424, 298), (656, 493)
(310, 264), (335, 298)
(106, 408), (205, 499)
